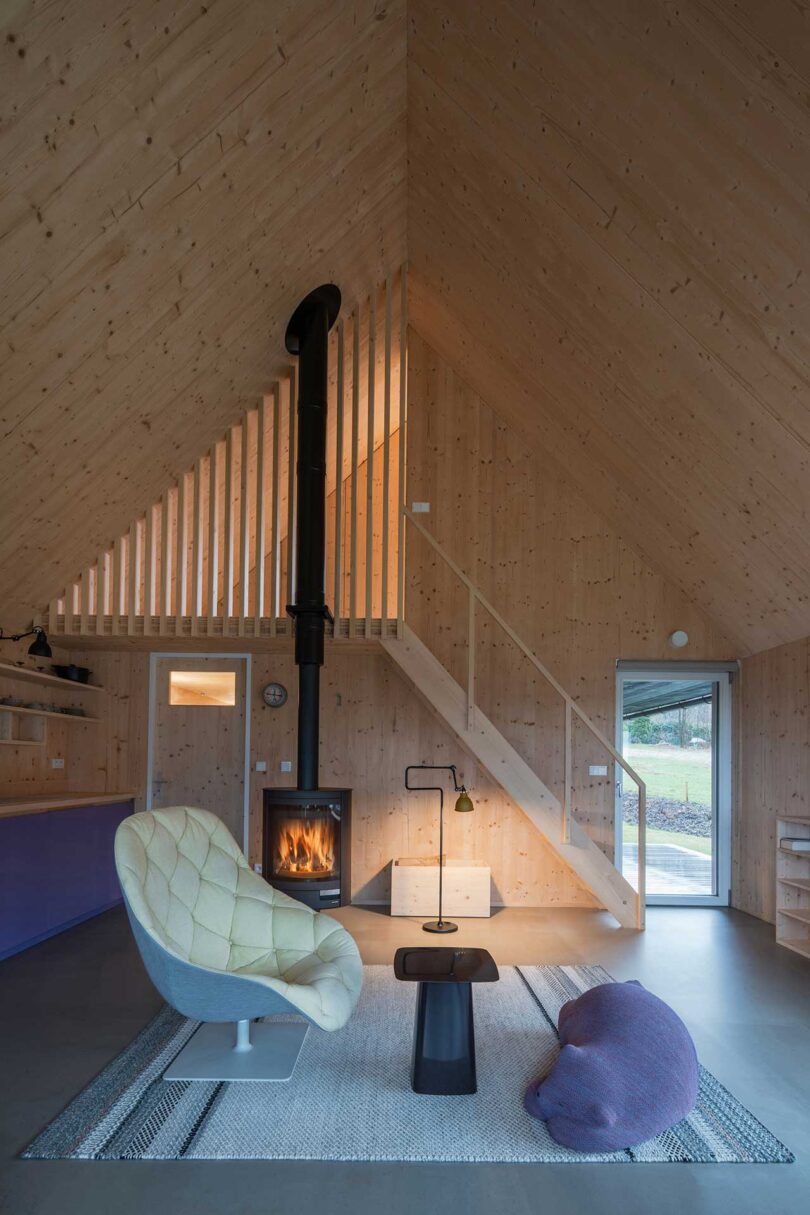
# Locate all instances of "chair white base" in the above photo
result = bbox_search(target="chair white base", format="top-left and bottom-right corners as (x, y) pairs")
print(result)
(164, 1018), (309, 1082)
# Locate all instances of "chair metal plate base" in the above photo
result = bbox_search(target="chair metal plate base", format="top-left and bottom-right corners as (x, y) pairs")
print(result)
(164, 1020), (309, 1082)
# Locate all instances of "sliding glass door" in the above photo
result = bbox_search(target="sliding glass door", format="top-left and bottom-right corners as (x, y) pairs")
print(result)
(615, 663), (733, 906)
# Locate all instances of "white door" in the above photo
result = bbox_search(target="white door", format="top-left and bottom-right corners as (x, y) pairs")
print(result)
(615, 662), (734, 907)
(147, 654), (250, 849)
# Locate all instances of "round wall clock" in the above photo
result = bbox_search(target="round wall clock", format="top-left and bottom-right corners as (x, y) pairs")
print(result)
(262, 682), (288, 708)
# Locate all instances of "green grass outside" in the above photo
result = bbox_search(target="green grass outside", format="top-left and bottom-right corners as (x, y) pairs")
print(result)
(624, 743), (712, 804)
(622, 822), (712, 856)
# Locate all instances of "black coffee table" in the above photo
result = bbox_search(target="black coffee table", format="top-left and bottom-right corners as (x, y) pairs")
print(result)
(393, 946), (499, 1094)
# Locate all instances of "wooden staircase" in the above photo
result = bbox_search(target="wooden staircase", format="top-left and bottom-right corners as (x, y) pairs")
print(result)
(380, 507), (647, 930)
(382, 625), (641, 928)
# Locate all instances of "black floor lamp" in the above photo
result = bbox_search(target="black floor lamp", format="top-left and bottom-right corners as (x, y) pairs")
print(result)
(404, 764), (474, 934)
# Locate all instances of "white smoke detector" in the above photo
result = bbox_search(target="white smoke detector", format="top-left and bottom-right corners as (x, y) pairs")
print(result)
(669, 630), (689, 648)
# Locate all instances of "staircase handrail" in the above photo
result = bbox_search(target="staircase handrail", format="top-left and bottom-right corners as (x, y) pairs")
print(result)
(403, 507), (646, 909)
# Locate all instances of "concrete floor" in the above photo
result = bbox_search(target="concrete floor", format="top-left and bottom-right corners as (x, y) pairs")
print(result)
(1, 904), (809, 1214)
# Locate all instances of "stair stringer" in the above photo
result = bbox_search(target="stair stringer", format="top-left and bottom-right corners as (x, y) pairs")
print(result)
(381, 625), (639, 929)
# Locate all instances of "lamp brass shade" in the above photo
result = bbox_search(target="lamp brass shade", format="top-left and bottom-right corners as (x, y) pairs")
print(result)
(454, 789), (474, 813)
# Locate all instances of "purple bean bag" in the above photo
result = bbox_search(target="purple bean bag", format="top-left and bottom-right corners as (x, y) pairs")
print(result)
(524, 980), (699, 1152)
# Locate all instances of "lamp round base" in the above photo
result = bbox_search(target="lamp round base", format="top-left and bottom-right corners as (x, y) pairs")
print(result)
(422, 920), (459, 934)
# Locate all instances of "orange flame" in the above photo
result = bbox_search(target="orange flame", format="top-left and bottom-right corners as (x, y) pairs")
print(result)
(273, 815), (337, 878)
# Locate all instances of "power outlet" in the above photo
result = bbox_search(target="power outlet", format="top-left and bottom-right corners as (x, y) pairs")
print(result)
(411, 501), (430, 513)
(280, 760), (292, 773)
(253, 863), (263, 875)
(50, 757), (65, 770)
(255, 760), (268, 773)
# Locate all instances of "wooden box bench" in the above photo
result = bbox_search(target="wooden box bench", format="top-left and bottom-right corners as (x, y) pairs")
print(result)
(390, 857), (491, 918)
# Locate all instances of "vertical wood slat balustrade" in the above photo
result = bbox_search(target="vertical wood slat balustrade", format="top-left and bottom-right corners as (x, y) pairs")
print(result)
(333, 320), (345, 624)
(396, 267), (408, 639)
(269, 387), (281, 633)
(48, 268), (407, 642)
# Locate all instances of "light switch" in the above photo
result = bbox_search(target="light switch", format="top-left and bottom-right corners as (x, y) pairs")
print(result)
(589, 764), (609, 777)
(280, 760), (292, 773)
(253, 863), (263, 874)
(255, 760), (267, 773)
(411, 501), (430, 513)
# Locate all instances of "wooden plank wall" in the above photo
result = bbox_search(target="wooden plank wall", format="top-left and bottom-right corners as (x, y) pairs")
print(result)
(245, 648), (595, 906)
(6, 333), (778, 913)
(2, 330), (739, 908)
(0, 641), (148, 807)
(14, 625), (801, 916)
(735, 637), (810, 923)
(0, 639), (595, 907)
(405, 330), (736, 858)
(0, 640), (75, 797)
(408, 0), (810, 656)
(67, 651), (149, 809)
(1, 0), (407, 625)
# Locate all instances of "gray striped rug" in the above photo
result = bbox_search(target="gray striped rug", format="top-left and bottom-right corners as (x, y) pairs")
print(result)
(22, 965), (793, 1163)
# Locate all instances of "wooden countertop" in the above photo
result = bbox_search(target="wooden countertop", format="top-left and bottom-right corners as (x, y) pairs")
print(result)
(0, 792), (136, 820)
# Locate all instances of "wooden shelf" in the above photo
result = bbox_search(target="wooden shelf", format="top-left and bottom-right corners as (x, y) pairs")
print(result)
(0, 705), (100, 724)
(777, 937), (810, 961)
(0, 660), (104, 692)
(0, 737), (44, 747)
(779, 877), (810, 893)
(775, 817), (810, 961)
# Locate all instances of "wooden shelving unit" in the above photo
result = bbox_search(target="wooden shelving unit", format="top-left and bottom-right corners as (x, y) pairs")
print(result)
(0, 660), (105, 692)
(0, 710), (46, 747)
(776, 816), (810, 959)
(0, 661), (104, 748)
(0, 704), (100, 725)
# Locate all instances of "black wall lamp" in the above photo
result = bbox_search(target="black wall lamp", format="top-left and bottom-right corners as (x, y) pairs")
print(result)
(0, 625), (52, 658)
(404, 764), (474, 934)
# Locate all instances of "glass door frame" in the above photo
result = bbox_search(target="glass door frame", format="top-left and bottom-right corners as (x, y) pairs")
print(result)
(614, 661), (735, 907)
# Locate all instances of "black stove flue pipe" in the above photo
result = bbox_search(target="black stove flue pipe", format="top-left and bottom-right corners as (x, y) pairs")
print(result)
(284, 284), (341, 791)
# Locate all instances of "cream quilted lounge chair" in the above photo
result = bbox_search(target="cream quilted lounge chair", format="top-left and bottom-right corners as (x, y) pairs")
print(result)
(114, 806), (363, 1081)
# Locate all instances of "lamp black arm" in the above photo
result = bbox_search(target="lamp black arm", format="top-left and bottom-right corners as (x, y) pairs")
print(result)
(405, 763), (463, 796)
(0, 626), (52, 658)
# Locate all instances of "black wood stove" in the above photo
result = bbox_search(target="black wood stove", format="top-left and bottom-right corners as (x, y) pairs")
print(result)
(263, 788), (351, 910)
(263, 283), (352, 909)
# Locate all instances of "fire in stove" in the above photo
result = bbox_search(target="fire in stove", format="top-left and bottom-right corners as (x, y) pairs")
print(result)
(263, 791), (350, 907)
(272, 814), (337, 879)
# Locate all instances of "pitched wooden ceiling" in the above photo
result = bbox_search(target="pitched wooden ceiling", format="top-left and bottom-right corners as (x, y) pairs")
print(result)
(0, 0), (406, 622)
(408, 0), (810, 654)
(3, 0), (809, 655)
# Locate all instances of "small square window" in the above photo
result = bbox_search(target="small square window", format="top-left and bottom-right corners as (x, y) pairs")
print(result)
(169, 670), (236, 706)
